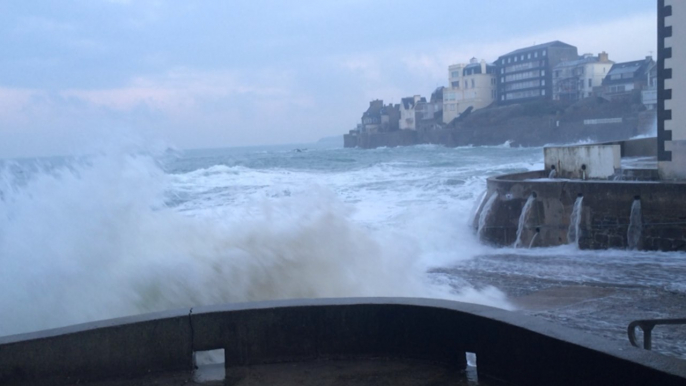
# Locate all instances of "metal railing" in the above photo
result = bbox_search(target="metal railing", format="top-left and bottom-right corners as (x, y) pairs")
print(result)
(628, 318), (686, 350)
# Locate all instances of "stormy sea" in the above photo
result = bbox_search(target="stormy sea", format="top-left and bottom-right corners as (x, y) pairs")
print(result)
(1, 141), (684, 358)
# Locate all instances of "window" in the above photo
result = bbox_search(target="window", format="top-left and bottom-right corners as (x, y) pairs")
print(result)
(515, 56), (518, 62)
(471, 79), (475, 88)
(521, 55), (524, 60)
(505, 89), (541, 100)
(504, 61), (539, 73)
(504, 79), (540, 91)
(452, 81), (459, 88)
(541, 70), (545, 76)
(542, 89), (546, 95)
(543, 50), (547, 56)
(527, 53), (531, 59)
(542, 79), (545, 86)
(588, 79), (592, 87)
(535, 52), (538, 58)
(451, 71), (459, 78)
(504, 70), (539, 82)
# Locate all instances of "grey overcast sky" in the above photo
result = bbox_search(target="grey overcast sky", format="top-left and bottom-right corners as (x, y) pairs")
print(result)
(0, 0), (657, 158)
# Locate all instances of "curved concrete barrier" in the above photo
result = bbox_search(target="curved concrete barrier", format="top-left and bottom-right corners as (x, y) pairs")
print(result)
(1, 298), (685, 385)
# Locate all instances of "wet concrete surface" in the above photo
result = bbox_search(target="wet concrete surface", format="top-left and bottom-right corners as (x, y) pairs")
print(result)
(434, 253), (686, 360)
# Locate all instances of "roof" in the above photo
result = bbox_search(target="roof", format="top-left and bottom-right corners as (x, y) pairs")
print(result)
(401, 97), (416, 109)
(603, 58), (654, 85)
(362, 100), (384, 117)
(463, 61), (497, 75)
(500, 41), (576, 58)
(553, 55), (611, 69)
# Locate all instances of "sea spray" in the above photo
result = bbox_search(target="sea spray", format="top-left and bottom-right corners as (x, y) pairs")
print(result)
(514, 194), (536, 248)
(0, 150), (511, 337)
(567, 195), (584, 247)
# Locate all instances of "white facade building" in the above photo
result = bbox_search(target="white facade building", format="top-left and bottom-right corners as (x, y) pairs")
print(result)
(552, 52), (613, 101)
(399, 95), (424, 130)
(443, 58), (497, 124)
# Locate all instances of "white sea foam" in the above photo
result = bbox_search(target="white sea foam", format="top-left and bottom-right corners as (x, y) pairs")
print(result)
(0, 148), (512, 337)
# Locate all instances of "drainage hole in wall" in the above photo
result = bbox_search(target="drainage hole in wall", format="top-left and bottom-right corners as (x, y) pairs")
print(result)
(193, 349), (225, 383)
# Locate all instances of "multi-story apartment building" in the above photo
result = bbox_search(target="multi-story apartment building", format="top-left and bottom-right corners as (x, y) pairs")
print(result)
(442, 58), (497, 124)
(552, 52), (614, 101)
(496, 41), (579, 104)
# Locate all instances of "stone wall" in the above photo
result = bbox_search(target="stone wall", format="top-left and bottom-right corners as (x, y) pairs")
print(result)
(475, 171), (686, 250)
(1, 298), (685, 386)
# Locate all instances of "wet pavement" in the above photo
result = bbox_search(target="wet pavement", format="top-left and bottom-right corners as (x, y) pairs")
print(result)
(434, 251), (686, 360)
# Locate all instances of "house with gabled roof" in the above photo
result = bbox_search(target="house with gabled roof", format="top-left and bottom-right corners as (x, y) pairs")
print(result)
(600, 56), (655, 101)
(552, 52), (614, 101)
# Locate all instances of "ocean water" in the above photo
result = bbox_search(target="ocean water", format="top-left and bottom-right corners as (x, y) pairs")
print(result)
(1, 141), (685, 358)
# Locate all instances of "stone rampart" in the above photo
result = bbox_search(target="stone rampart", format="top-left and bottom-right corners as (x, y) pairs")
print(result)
(1, 298), (685, 385)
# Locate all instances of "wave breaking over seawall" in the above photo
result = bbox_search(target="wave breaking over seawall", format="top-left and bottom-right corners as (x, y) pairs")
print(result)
(0, 145), (521, 337)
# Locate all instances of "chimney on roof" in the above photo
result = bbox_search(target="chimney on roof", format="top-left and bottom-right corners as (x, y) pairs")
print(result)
(598, 51), (609, 62)
(646, 55), (653, 61)
(470, 57), (478, 64)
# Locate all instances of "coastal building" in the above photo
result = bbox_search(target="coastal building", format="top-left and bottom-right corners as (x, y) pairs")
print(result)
(496, 41), (579, 104)
(360, 100), (400, 133)
(599, 56), (655, 101)
(642, 61), (658, 109)
(399, 95), (424, 130)
(400, 91), (444, 131)
(443, 58), (497, 124)
(552, 52), (614, 101)
(658, 0), (686, 179)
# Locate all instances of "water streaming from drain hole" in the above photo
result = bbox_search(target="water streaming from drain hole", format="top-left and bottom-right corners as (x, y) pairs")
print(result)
(627, 198), (642, 250)
(514, 194), (536, 248)
(477, 193), (498, 242)
(567, 195), (584, 247)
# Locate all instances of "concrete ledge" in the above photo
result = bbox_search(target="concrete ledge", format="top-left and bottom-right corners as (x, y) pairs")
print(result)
(1, 298), (685, 385)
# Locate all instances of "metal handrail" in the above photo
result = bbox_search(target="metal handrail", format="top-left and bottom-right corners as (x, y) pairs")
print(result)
(628, 318), (686, 350)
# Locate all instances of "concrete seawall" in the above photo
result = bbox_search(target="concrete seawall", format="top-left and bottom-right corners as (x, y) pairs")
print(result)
(475, 171), (686, 250)
(1, 298), (685, 385)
